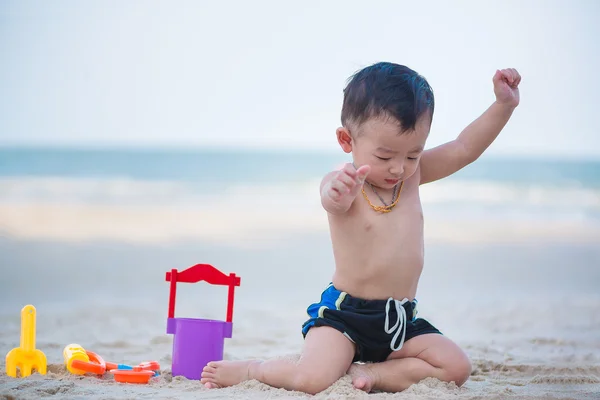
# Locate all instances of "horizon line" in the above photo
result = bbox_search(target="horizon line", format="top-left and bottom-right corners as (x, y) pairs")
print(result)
(1, 143), (599, 162)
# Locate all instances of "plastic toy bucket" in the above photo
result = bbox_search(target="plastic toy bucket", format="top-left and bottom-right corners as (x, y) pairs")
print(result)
(167, 317), (233, 380)
(165, 264), (240, 380)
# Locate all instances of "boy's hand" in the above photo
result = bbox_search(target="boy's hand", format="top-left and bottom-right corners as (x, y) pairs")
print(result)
(322, 163), (371, 213)
(493, 68), (521, 108)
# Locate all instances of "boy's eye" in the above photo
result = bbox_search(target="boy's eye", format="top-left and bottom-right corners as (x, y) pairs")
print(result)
(407, 157), (418, 160)
(375, 156), (391, 161)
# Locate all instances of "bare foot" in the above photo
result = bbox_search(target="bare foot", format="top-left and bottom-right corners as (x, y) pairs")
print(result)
(348, 363), (378, 393)
(200, 360), (261, 389)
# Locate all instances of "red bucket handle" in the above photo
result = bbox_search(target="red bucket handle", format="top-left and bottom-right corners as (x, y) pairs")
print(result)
(166, 264), (241, 323)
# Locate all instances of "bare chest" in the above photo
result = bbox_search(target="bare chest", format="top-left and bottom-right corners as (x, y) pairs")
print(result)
(327, 181), (425, 298)
(354, 184), (423, 241)
(329, 182), (424, 258)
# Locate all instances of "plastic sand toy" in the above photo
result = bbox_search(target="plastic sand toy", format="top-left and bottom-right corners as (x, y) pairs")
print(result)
(165, 263), (241, 380)
(63, 344), (160, 384)
(5, 305), (47, 378)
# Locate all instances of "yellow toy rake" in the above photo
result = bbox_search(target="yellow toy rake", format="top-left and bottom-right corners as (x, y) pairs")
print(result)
(5, 305), (47, 378)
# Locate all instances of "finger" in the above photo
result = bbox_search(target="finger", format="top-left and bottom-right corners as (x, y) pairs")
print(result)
(507, 69), (515, 83)
(330, 179), (349, 195)
(509, 69), (516, 84)
(342, 163), (358, 178)
(329, 193), (342, 203)
(512, 69), (521, 86)
(347, 166), (370, 196)
(337, 171), (357, 189)
(502, 69), (514, 84)
(499, 69), (509, 84)
(493, 69), (503, 84)
(510, 68), (518, 84)
(356, 165), (371, 182)
(327, 186), (342, 201)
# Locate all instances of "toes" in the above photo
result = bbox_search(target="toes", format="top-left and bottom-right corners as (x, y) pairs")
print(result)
(201, 366), (216, 377)
(204, 382), (221, 389)
(206, 361), (220, 368)
(352, 376), (367, 389)
(200, 371), (215, 379)
(357, 377), (374, 393)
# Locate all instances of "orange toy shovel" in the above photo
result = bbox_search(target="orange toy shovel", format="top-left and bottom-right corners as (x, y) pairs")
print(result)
(5, 305), (47, 378)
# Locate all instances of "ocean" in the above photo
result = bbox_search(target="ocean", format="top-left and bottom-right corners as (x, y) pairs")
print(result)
(1, 147), (599, 225)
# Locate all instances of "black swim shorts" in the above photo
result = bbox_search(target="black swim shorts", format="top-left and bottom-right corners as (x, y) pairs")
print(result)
(301, 283), (442, 363)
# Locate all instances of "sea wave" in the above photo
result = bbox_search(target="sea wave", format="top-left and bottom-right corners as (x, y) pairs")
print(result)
(1, 176), (598, 213)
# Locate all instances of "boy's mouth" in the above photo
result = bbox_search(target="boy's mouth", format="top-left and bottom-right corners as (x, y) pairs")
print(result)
(385, 178), (400, 185)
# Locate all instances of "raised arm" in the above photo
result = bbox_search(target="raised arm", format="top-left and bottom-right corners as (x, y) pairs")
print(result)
(420, 68), (521, 185)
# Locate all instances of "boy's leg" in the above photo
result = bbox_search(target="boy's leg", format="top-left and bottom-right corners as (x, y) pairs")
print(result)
(348, 334), (471, 393)
(201, 326), (355, 395)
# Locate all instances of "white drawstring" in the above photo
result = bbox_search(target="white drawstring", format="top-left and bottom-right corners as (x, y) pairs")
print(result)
(384, 297), (409, 351)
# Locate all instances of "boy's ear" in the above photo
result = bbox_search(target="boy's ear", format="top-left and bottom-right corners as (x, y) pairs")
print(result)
(336, 127), (353, 153)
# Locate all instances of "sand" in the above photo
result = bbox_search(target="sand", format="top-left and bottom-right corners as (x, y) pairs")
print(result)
(1, 204), (600, 399)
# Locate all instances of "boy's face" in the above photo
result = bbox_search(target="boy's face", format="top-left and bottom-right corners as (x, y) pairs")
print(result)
(337, 115), (430, 189)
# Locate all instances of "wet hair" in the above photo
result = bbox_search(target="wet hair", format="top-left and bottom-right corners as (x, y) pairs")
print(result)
(341, 62), (435, 133)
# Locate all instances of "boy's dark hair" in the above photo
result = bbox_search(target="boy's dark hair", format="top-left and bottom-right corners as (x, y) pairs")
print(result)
(341, 62), (435, 133)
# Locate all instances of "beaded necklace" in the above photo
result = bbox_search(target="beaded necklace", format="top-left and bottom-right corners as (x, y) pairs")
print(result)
(351, 163), (403, 213)
(361, 181), (403, 213)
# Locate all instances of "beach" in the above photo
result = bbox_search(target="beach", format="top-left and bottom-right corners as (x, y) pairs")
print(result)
(1, 212), (600, 399)
(1, 149), (599, 399)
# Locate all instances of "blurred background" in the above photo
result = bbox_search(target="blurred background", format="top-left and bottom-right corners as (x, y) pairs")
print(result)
(0, 1), (599, 397)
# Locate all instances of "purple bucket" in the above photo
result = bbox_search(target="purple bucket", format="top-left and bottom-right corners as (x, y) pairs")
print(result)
(167, 317), (233, 380)
(165, 264), (241, 381)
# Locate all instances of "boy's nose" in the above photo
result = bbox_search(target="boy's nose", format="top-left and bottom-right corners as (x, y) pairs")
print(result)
(389, 162), (404, 176)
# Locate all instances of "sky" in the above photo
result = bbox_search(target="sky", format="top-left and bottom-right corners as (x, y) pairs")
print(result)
(0, 0), (599, 157)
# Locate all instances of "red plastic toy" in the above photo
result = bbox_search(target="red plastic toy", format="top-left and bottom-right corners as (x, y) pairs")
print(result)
(109, 368), (155, 384)
(70, 350), (106, 375)
(166, 264), (241, 323)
